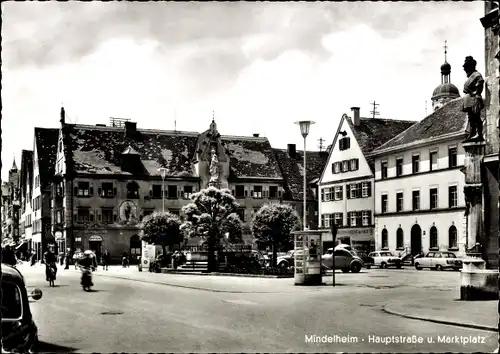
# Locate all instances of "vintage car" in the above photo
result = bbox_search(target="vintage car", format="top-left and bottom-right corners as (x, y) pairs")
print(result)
(367, 251), (403, 269)
(321, 248), (364, 273)
(413, 251), (463, 271)
(276, 250), (295, 268)
(1, 263), (43, 353)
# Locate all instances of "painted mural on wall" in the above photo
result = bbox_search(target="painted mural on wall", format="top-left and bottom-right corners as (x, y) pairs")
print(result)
(118, 200), (139, 226)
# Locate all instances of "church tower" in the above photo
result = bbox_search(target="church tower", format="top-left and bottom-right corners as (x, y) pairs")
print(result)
(431, 41), (460, 111)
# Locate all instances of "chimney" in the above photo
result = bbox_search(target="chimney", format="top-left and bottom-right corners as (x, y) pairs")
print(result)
(253, 133), (259, 137)
(124, 121), (137, 138)
(60, 107), (65, 124)
(287, 144), (296, 158)
(351, 107), (360, 126)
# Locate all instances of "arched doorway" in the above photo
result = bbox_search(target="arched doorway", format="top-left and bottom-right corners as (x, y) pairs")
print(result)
(130, 235), (141, 265)
(410, 224), (422, 256)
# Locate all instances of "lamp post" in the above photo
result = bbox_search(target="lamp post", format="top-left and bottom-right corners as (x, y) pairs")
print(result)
(158, 168), (167, 213)
(295, 121), (315, 231)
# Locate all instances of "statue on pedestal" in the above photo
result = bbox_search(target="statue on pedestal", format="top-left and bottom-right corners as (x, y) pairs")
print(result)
(209, 147), (220, 186)
(462, 56), (485, 141)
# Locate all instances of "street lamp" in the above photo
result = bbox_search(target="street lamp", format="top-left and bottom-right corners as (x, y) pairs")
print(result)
(158, 167), (167, 213)
(295, 120), (315, 231)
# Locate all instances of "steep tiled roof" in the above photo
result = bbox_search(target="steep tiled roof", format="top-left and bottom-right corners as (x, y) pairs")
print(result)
(273, 149), (328, 201)
(346, 117), (416, 156)
(20, 150), (33, 200)
(373, 98), (483, 153)
(64, 124), (283, 179)
(34, 128), (59, 187)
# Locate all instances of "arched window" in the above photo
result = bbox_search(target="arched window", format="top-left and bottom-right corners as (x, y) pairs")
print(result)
(396, 228), (404, 249)
(126, 181), (139, 199)
(381, 229), (388, 249)
(448, 226), (458, 249)
(430, 226), (438, 249)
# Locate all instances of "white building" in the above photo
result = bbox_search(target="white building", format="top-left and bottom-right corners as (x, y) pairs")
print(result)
(318, 107), (415, 253)
(370, 58), (470, 258)
(20, 150), (34, 255)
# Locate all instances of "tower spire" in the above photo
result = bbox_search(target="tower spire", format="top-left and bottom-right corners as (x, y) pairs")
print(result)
(11, 155), (18, 171)
(444, 40), (448, 62)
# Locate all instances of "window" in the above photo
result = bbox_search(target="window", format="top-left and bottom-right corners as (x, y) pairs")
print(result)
(100, 182), (115, 198)
(448, 147), (458, 167)
(77, 208), (90, 223)
(362, 211), (371, 226)
(349, 159), (359, 171)
(430, 188), (438, 209)
(101, 208), (114, 223)
(381, 194), (388, 213)
(237, 208), (245, 222)
(126, 182), (139, 199)
(448, 226), (458, 249)
(361, 181), (371, 198)
(235, 185), (245, 198)
(184, 186), (193, 199)
(412, 154), (420, 174)
(168, 185), (178, 199)
(334, 213), (343, 226)
(152, 185), (162, 199)
(396, 228), (404, 249)
(342, 160), (349, 172)
(322, 187), (333, 201)
(1, 281), (22, 320)
(77, 182), (91, 197)
(412, 190), (420, 211)
(396, 192), (404, 212)
(429, 226), (438, 249)
(381, 161), (388, 179)
(381, 229), (388, 249)
(55, 210), (63, 224)
(396, 157), (403, 176)
(322, 213), (333, 228)
(349, 183), (361, 199)
(269, 186), (278, 198)
(253, 186), (263, 198)
(333, 162), (341, 174)
(339, 137), (350, 151)
(430, 151), (438, 171)
(349, 212), (358, 227)
(448, 186), (458, 208)
(334, 186), (343, 200)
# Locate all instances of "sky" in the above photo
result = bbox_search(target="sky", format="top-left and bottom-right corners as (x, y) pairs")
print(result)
(1, 1), (485, 181)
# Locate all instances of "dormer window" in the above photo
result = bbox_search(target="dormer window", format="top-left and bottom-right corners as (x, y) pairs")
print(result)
(126, 181), (139, 199)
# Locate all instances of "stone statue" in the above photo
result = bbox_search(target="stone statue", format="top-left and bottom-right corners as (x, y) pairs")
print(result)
(124, 203), (132, 221)
(209, 147), (220, 184)
(462, 56), (485, 141)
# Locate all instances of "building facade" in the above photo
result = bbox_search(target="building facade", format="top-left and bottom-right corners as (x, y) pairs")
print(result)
(1, 160), (21, 247)
(480, 1), (500, 268)
(47, 110), (326, 262)
(318, 107), (415, 253)
(19, 150), (34, 256)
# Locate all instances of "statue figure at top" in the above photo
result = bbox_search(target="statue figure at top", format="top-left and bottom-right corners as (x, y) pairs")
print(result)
(462, 56), (485, 141)
(209, 147), (220, 186)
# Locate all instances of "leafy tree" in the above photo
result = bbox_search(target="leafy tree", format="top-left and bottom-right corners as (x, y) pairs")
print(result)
(251, 204), (300, 267)
(140, 211), (183, 265)
(181, 187), (243, 272)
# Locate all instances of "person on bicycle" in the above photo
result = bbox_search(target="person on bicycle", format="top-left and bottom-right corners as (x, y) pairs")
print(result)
(43, 248), (57, 281)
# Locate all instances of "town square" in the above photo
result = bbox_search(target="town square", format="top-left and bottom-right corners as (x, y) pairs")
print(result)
(1, 1), (499, 353)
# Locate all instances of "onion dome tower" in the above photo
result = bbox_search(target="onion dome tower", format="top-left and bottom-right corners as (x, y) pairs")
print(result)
(431, 40), (460, 111)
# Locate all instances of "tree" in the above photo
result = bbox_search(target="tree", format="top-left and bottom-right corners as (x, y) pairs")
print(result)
(140, 211), (183, 265)
(181, 187), (243, 272)
(251, 204), (300, 268)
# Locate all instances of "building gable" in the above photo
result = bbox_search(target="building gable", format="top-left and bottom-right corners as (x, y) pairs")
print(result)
(319, 115), (372, 185)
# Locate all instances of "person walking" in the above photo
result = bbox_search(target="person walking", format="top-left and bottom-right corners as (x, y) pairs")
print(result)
(102, 249), (110, 271)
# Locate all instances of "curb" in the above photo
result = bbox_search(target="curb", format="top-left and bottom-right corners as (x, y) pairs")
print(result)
(160, 269), (293, 278)
(382, 304), (497, 332)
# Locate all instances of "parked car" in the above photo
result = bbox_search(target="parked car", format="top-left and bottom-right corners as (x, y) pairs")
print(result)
(321, 248), (364, 273)
(367, 251), (403, 269)
(1, 263), (43, 353)
(276, 250), (295, 268)
(413, 251), (463, 271)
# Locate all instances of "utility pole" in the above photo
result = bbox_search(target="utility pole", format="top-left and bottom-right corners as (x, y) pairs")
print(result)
(370, 101), (380, 119)
(318, 138), (325, 152)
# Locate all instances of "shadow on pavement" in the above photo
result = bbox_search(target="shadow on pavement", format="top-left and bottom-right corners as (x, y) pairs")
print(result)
(37, 341), (78, 353)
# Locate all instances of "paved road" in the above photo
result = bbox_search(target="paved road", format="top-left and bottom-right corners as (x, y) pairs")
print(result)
(21, 266), (496, 353)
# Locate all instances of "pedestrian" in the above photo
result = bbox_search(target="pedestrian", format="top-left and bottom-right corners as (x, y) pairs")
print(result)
(2, 245), (17, 266)
(30, 251), (37, 266)
(65, 250), (70, 270)
(122, 251), (129, 268)
(102, 249), (110, 271)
